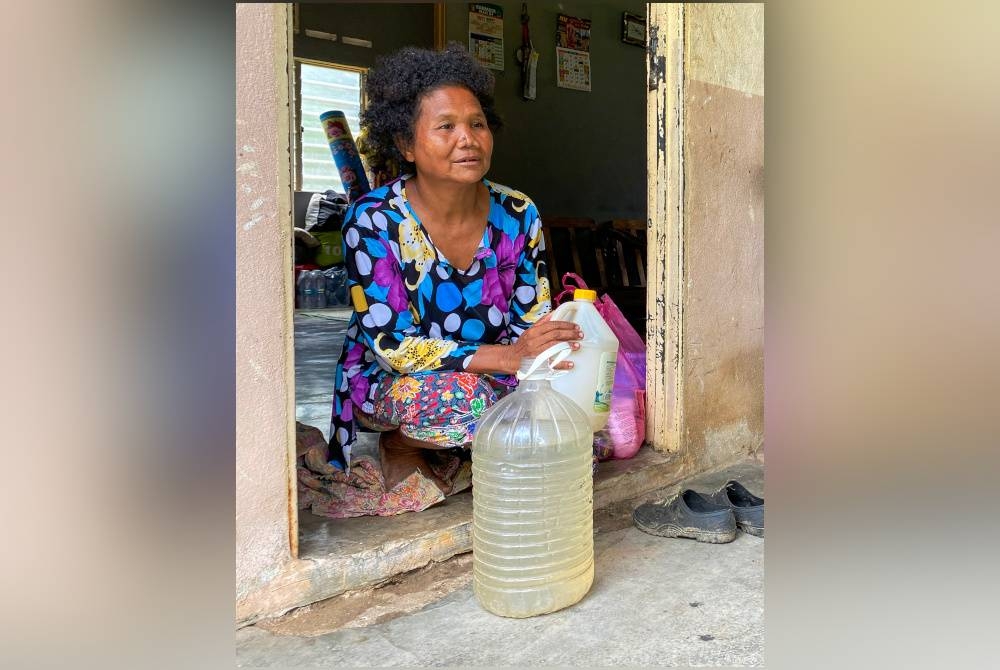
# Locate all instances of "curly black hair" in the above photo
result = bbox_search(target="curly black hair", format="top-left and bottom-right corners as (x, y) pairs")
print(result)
(358, 42), (503, 178)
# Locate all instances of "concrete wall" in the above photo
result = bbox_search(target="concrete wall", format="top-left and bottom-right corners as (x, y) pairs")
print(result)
(236, 3), (296, 612)
(443, 1), (646, 221)
(681, 3), (764, 468)
(294, 3), (434, 68)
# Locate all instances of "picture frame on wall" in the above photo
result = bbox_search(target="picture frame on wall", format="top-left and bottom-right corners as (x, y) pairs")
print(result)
(621, 12), (646, 47)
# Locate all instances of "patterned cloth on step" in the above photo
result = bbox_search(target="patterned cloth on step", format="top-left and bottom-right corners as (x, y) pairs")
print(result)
(296, 422), (472, 519)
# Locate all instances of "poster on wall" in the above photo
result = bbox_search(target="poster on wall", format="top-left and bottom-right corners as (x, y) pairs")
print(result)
(556, 47), (591, 91)
(469, 3), (504, 71)
(556, 13), (591, 52)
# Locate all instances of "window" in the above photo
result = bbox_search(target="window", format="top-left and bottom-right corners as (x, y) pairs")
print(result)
(295, 60), (365, 193)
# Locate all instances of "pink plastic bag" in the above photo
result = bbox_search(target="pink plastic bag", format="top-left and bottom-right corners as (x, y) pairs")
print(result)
(555, 274), (646, 459)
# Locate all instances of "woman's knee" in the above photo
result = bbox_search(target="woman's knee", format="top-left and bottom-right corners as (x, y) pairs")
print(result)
(379, 371), (500, 429)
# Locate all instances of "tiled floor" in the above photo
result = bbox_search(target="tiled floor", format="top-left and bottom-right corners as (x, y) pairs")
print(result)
(294, 308), (352, 442)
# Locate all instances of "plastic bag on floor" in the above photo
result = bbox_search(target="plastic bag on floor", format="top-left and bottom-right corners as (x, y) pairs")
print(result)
(555, 273), (646, 459)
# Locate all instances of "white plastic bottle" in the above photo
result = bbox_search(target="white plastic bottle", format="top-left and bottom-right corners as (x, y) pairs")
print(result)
(472, 347), (594, 618)
(549, 289), (619, 431)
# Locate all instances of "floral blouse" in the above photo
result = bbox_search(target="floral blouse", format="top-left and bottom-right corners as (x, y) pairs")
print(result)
(330, 176), (552, 467)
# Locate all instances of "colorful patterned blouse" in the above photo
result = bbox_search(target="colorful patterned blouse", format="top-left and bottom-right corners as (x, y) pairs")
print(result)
(330, 176), (552, 467)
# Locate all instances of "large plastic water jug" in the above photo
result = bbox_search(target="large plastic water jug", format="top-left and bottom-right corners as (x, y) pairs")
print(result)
(471, 345), (595, 618)
(549, 289), (620, 431)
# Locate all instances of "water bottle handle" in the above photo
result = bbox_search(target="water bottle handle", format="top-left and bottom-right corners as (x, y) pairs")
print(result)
(516, 342), (573, 381)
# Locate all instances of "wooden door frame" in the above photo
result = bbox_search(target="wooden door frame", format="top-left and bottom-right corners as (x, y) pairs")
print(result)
(646, 3), (685, 454)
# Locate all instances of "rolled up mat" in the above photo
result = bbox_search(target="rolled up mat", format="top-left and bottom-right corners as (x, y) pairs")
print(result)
(319, 110), (372, 202)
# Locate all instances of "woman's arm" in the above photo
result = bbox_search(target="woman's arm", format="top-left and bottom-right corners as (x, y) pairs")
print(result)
(467, 317), (582, 375)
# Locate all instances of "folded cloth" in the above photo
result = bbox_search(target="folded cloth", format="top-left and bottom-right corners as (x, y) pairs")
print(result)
(295, 422), (469, 519)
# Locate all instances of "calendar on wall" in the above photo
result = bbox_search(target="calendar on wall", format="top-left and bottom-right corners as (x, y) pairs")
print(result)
(556, 47), (591, 91)
(555, 13), (591, 92)
(469, 3), (504, 71)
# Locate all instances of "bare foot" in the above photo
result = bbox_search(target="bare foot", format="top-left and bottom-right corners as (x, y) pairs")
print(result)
(378, 430), (452, 494)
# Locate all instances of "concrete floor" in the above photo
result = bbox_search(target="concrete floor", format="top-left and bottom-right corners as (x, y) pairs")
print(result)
(294, 308), (353, 442)
(279, 310), (764, 665)
(238, 461), (764, 667)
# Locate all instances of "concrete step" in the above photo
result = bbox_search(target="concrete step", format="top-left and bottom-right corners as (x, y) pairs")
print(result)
(239, 445), (708, 626)
(247, 458), (764, 640)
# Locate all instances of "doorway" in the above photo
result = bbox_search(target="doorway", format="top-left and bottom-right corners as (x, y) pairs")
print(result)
(290, 2), (649, 557)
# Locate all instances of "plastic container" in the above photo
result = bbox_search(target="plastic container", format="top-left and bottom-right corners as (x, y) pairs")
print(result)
(297, 270), (315, 309)
(312, 269), (328, 308)
(471, 346), (595, 618)
(319, 111), (371, 203)
(549, 289), (620, 431)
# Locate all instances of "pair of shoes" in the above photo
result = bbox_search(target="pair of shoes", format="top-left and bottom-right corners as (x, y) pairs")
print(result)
(707, 480), (764, 537)
(632, 480), (764, 543)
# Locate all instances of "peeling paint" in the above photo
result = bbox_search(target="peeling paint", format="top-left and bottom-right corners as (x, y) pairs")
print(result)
(657, 111), (666, 153)
(243, 213), (264, 231)
(647, 25), (664, 91)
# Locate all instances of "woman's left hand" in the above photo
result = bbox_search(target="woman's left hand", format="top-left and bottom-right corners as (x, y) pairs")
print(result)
(465, 312), (583, 375)
(505, 313), (583, 371)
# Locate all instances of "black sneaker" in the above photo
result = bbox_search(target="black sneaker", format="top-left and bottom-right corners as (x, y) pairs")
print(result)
(632, 490), (738, 543)
(706, 480), (764, 537)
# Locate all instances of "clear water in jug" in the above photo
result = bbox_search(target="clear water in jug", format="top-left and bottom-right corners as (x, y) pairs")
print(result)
(471, 346), (595, 618)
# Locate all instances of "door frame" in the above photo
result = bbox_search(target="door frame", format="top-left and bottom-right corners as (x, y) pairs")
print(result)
(645, 3), (685, 454)
(235, 1), (686, 623)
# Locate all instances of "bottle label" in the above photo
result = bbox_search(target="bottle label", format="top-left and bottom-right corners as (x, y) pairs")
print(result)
(593, 351), (617, 413)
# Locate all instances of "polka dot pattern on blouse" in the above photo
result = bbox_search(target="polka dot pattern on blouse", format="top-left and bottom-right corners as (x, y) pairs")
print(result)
(329, 176), (552, 467)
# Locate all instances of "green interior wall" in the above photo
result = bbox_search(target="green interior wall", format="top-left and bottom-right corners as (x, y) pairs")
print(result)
(294, 1), (646, 221)
(294, 3), (435, 68)
(446, 1), (646, 220)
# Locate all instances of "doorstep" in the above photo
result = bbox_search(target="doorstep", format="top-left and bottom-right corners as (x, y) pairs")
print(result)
(237, 444), (702, 627)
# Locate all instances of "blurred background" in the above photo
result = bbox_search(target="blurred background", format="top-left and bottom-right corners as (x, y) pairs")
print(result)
(1, 1), (999, 668)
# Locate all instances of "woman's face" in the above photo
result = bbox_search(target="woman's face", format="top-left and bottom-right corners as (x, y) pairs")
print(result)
(405, 85), (493, 185)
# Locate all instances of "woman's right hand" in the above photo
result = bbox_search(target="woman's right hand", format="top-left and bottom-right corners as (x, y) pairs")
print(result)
(507, 313), (583, 371)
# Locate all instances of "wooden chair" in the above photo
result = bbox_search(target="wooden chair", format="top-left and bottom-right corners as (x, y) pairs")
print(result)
(599, 219), (647, 337)
(604, 219), (647, 289)
(540, 217), (648, 338)
(539, 217), (604, 292)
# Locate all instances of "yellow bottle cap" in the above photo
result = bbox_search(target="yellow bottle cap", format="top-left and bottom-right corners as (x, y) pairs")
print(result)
(574, 289), (597, 301)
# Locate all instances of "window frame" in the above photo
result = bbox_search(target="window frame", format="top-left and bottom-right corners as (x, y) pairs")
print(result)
(292, 57), (368, 192)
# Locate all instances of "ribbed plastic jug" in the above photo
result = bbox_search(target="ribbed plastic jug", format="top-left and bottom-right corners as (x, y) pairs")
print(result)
(549, 289), (620, 431)
(471, 347), (595, 618)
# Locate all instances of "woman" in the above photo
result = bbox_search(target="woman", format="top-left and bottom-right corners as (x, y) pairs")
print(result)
(331, 43), (581, 496)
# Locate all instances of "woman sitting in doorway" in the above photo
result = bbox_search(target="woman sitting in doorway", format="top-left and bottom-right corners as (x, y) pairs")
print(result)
(330, 43), (581, 498)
